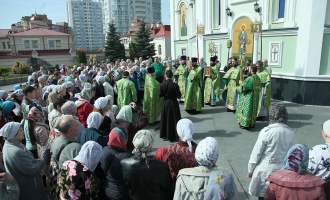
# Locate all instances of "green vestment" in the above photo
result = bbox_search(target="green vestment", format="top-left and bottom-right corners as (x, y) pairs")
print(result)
(223, 67), (241, 110)
(174, 64), (188, 99)
(116, 78), (137, 110)
(257, 68), (271, 116)
(236, 74), (261, 127)
(184, 66), (203, 111)
(204, 65), (220, 104)
(143, 74), (163, 124)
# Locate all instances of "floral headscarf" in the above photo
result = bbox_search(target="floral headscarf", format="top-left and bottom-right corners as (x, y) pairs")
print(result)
(27, 106), (44, 122)
(132, 130), (154, 159)
(61, 101), (77, 116)
(282, 144), (309, 174)
(80, 88), (93, 101)
(195, 137), (219, 168)
(74, 141), (103, 171)
(107, 127), (127, 149)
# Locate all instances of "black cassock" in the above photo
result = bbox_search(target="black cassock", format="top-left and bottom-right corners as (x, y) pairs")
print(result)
(159, 79), (182, 141)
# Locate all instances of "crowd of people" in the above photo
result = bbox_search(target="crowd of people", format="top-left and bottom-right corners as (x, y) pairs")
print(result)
(0, 55), (328, 200)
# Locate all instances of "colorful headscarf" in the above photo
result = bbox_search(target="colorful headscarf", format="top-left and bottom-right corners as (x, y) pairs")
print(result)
(205, 170), (237, 200)
(80, 88), (93, 101)
(0, 122), (21, 140)
(27, 106), (44, 122)
(27, 75), (35, 85)
(108, 127), (127, 149)
(132, 130), (154, 159)
(195, 137), (219, 168)
(94, 97), (109, 110)
(87, 112), (102, 129)
(177, 118), (195, 152)
(61, 101), (77, 116)
(281, 144), (309, 174)
(116, 105), (133, 123)
(74, 141), (103, 172)
(1, 101), (15, 116)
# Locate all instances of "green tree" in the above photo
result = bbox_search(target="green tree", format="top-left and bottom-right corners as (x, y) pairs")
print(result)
(104, 21), (125, 62)
(129, 42), (138, 60)
(135, 21), (155, 60)
(77, 50), (87, 64)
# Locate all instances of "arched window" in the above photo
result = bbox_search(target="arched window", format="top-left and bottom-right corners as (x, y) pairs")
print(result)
(273, 0), (286, 22)
(158, 44), (162, 55)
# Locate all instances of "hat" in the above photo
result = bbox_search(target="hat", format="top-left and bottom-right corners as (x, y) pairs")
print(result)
(191, 57), (198, 62)
(14, 84), (21, 91)
(147, 67), (155, 73)
(0, 122), (21, 140)
(181, 55), (187, 60)
(14, 89), (24, 96)
(210, 57), (216, 62)
(323, 120), (330, 137)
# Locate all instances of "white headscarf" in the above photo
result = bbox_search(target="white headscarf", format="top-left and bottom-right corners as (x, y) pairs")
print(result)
(96, 76), (105, 84)
(0, 122), (21, 140)
(87, 112), (102, 129)
(74, 141), (103, 171)
(116, 105), (133, 123)
(176, 118), (195, 152)
(0, 90), (5, 101)
(94, 97), (109, 110)
(132, 130), (154, 159)
(195, 137), (219, 168)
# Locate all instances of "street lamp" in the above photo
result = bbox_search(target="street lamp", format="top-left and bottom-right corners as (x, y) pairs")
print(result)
(254, 1), (260, 13)
(226, 7), (232, 17)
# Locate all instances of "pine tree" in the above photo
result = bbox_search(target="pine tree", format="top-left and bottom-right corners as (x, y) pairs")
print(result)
(77, 50), (87, 64)
(104, 21), (126, 62)
(135, 21), (155, 60)
(129, 42), (138, 60)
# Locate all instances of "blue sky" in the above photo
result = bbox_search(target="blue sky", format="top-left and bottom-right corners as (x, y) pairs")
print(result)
(0, 0), (170, 29)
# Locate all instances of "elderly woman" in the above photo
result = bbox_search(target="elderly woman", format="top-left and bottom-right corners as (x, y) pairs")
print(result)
(105, 95), (118, 122)
(94, 97), (112, 137)
(111, 103), (148, 151)
(120, 130), (172, 200)
(248, 103), (295, 200)
(57, 141), (103, 200)
(174, 137), (236, 199)
(61, 101), (85, 141)
(93, 76), (105, 100)
(156, 119), (198, 179)
(0, 122), (47, 200)
(27, 107), (50, 175)
(0, 90), (8, 103)
(48, 98), (66, 131)
(47, 91), (61, 113)
(80, 112), (107, 147)
(75, 88), (94, 127)
(265, 144), (326, 200)
(100, 127), (133, 199)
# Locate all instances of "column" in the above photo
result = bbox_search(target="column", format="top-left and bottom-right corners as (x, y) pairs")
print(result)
(205, 0), (212, 34)
(175, 11), (180, 40)
(170, 0), (176, 58)
(284, 0), (297, 27)
(294, 0), (327, 76)
(262, 0), (270, 29)
(220, 0), (229, 33)
(253, 33), (260, 63)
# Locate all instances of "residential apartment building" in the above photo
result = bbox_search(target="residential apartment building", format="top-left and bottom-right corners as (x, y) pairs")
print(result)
(67, 0), (104, 51)
(101, 0), (161, 36)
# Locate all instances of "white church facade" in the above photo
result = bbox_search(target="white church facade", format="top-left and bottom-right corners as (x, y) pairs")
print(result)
(170, 0), (330, 106)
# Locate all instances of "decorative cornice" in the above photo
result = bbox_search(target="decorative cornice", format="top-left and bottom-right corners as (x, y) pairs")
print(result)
(230, 0), (255, 5)
(262, 28), (298, 36)
(174, 39), (188, 44)
(203, 32), (229, 40)
(272, 73), (330, 82)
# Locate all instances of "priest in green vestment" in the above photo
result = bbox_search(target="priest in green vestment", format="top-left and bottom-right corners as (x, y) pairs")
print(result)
(256, 60), (271, 117)
(204, 56), (220, 106)
(116, 71), (137, 110)
(184, 57), (204, 113)
(223, 58), (241, 111)
(143, 67), (163, 124)
(174, 55), (188, 102)
(236, 65), (261, 129)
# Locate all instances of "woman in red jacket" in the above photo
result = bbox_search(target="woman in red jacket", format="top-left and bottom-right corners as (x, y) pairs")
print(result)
(75, 88), (93, 127)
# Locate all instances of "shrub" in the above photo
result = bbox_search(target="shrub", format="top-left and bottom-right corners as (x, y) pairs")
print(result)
(77, 50), (87, 64)
(0, 66), (11, 77)
(12, 61), (30, 74)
